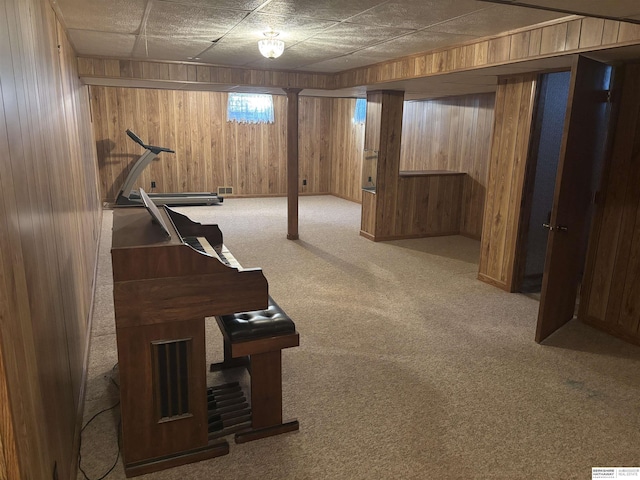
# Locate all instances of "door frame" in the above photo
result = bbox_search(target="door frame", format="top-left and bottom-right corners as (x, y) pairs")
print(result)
(534, 55), (614, 343)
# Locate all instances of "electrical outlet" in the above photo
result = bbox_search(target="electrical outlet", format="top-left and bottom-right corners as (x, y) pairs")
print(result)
(302, 179), (307, 186)
(151, 181), (156, 188)
(368, 176), (372, 182)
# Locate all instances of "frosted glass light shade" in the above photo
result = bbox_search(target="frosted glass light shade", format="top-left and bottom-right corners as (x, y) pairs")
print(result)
(258, 32), (284, 59)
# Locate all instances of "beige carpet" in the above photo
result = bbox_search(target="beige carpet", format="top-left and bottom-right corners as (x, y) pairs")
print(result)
(79, 195), (640, 480)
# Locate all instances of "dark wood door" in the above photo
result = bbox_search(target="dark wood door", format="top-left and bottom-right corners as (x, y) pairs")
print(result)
(535, 56), (612, 343)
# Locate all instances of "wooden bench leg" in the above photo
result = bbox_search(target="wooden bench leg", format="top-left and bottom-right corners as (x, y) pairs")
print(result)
(210, 338), (249, 372)
(235, 350), (299, 444)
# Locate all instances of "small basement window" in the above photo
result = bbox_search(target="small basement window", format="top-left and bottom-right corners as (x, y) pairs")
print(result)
(227, 93), (275, 124)
(353, 98), (366, 124)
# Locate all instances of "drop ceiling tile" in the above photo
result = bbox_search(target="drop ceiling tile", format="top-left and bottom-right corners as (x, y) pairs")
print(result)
(522, 0), (640, 18)
(132, 36), (216, 62)
(145, 2), (249, 40)
(196, 40), (265, 66)
(56, 0), (147, 34)
(259, 0), (389, 21)
(305, 23), (415, 51)
(427, 4), (565, 36)
(348, 0), (489, 29)
(155, 0), (265, 10)
(226, 13), (339, 44)
(67, 30), (136, 57)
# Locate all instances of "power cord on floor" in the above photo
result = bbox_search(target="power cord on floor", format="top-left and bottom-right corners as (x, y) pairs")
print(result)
(78, 364), (121, 480)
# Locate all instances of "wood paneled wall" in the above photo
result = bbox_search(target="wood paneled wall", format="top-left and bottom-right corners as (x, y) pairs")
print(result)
(400, 94), (495, 239)
(91, 87), (333, 202)
(394, 172), (465, 238)
(0, 0), (101, 479)
(300, 97), (331, 195)
(329, 98), (365, 202)
(479, 74), (538, 291)
(92, 86), (497, 243)
(579, 63), (640, 345)
(360, 91), (466, 241)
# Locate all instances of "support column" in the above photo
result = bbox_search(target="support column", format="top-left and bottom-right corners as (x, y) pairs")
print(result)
(284, 88), (302, 240)
(359, 90), (405, 241)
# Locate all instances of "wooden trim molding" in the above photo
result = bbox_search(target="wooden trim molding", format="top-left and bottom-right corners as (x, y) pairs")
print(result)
(77, 58), (335, 90)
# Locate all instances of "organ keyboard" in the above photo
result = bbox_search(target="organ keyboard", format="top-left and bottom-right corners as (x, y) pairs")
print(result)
(183, 235), (242, 269)
(111, 205), (268, 477)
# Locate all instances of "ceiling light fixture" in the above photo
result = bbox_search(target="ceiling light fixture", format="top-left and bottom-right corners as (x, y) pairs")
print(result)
(258, 31), (285, 59)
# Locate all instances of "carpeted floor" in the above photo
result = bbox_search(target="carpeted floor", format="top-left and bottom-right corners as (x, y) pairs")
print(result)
(78, 195), (640, 480)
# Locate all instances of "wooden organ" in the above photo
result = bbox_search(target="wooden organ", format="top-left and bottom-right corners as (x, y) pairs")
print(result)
(111, 206), (270, 476)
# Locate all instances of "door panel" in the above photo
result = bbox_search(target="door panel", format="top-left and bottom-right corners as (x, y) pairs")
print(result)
(535, 56), (612, 343)
(579, 63), (640, 345)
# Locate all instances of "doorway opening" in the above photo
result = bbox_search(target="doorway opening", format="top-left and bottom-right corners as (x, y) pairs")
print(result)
(519, 71), (571, 294)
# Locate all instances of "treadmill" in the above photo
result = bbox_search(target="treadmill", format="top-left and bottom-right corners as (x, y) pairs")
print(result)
(115, 129), (223, 206)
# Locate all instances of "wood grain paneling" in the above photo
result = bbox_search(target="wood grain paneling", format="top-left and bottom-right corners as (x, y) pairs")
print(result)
(91, 87), (332, 202)
(0, 334), (19, 480)
(95, 87), (494, 241)
(0, 0), (101, 479)
(374, 91), (405, 240)
(329, 98), (365, 203)
(393, 173), (465, 238)
(580, 63), (640, 345)
(360, 91), (467, 241)
(479, 75), (538, 291)
(286, 88), (303, 240)
(79, 57), (334, 90)
(400, 94), (495, 239)
(299, 97), (331, 196)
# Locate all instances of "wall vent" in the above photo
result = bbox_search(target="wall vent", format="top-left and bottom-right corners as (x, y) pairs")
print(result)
(218, 186), (233, 196)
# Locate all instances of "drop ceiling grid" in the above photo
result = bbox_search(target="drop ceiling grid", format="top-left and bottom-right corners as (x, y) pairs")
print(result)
(60, 0), (640, 99)
(55, 0), (148, 34)
(143, 2), (250, 39)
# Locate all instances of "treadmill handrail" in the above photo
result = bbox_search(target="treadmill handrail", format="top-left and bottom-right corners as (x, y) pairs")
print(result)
(126, 129), (175, 155)
(117, 131), (175, 201)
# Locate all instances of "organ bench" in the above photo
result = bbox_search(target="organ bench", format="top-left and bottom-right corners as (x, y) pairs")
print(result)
(211, 296), (300, 444)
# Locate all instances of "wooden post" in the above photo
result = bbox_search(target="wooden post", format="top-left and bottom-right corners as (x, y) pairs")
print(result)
(284, 88), (302, 240)
(359, 90), (405, 241)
